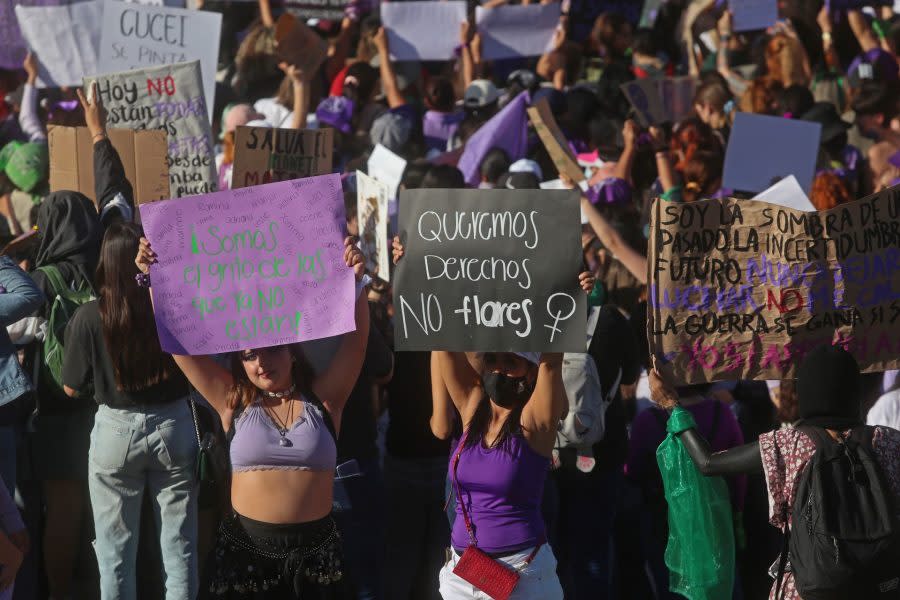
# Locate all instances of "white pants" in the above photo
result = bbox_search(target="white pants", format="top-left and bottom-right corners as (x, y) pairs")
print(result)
(438, 544), (564, 600)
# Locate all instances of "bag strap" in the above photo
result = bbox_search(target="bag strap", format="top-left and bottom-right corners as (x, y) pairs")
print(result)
(187, 388), (202, 450)
(450, 429), (542, 565)
(37, 265), (68, 299)
(451, 429), (477, 547)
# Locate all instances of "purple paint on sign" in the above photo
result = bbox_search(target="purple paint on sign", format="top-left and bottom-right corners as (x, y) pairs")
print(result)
(139, 173), (355, 355)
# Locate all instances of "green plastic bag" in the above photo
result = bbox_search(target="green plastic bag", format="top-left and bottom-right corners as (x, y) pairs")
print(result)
(656, 407), (735, 600)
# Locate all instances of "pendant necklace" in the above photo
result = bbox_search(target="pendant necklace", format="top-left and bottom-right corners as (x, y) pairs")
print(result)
(263, 386), (296, 447)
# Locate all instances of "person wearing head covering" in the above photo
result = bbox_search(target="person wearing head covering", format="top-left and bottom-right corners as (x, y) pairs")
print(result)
(9, 190), (102, 600)
(649, 345), (900, 600)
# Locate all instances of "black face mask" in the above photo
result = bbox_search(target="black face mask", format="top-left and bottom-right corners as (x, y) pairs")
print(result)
(482, 372), (533, 408)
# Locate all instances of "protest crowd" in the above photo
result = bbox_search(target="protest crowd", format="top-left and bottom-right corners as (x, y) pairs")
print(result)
(1, 0), (900, 599)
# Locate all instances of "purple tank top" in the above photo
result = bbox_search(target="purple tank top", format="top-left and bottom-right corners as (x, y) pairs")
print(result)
(450, 433), (549, 554)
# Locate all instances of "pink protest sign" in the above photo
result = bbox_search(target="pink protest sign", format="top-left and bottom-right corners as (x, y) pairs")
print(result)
(139, 173), (356, 355)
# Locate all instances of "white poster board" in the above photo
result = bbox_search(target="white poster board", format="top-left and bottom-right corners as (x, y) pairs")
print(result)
(99, 0), (221, 120)
(356, 171), (390, 282)
(752, 175), (816, 212)
(474, 4), (558, 60)
(85, 61), (216, 198)
(15, 1), (102, 87)
(381, 1), (467, 61)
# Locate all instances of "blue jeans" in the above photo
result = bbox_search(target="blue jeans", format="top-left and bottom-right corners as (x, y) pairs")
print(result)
(549, 467), (621, 600)
(88, 402), (198, 600)
(385, 455), (449, 600)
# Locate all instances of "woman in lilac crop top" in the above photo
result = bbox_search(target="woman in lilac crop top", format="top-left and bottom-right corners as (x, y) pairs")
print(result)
(136, 235), (369, 599)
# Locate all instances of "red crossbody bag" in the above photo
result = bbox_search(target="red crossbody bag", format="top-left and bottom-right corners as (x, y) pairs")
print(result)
(449, 430), (542, 600)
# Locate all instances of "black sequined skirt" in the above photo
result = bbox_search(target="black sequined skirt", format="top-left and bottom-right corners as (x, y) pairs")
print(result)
(209, 513), (347, 599)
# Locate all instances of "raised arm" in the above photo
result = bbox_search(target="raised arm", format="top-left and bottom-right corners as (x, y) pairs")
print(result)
(311, 238), (369, 417)
(373, 27), (406, 109)
(649, 369), (763, 476)
(430, 351), (457, 440)
(520, 353), (567, 452)
(279, 63), (310, 130)
(135, 237), (234, 423)
(460, 21), (476, 90)
(580, 196), (648, 284)
(78, 83), (135, 225)
(848, 10), (880, 53)
(20, 53), (46, 142)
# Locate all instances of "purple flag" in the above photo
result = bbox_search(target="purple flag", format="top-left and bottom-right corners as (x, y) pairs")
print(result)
(458, 92), (529, 188)
(139, 173), (357, 355)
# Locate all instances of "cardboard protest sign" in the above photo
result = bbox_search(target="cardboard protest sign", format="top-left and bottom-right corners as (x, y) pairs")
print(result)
(139, 173), (356, 355)
(731, 0), (778, 32)
(620, 79), (668, 127)
(356, 171), (390, 282)
(274, 13), (328, 77)
(283, 0), (351, 20)
(15, 1), (101, 87)
(231, 127), (333, 189)
(753, 175), (816, 212)
(648, 188), (900, 384)
(48, 126), (169, 205)
(723, 112), (821, 195)
(393, 189), (586, 352)
(527, 99), (585, 184)
(381, 1), (467, 61)
(474, 4), (558, 61)
(85, 61), (216, 198)
(99, 1), (221, 121)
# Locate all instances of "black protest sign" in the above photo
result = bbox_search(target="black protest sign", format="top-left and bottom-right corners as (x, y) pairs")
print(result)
(393, 189), (586, 352)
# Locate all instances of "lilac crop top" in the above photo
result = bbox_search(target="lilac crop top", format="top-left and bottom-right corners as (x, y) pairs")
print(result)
(230, 399), (337, 472)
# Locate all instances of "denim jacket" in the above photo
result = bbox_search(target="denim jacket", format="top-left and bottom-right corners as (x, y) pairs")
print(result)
(0, 257), (44, 407)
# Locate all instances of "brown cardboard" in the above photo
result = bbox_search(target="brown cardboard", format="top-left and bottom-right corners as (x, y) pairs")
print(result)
(231, 126), (333, 189)
(49, 126), (169, 205)
(274, 13), (329, 76)
(648, 188), (900, 384)
(527, 99), (585, 184)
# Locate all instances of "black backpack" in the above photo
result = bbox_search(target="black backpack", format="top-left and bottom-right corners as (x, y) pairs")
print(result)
(777, 425), (900, 600)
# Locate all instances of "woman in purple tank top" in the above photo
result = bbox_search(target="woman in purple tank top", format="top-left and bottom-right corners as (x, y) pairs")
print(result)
(392, 236), (593, 600)
(137, 234), (370, 599)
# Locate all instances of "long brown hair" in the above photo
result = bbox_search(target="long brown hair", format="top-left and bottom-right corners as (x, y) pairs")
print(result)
(97, 222), (178, 391)
(227, 344), (316, 410)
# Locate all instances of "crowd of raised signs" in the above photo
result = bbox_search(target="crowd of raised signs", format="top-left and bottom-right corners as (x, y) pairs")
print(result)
(1, 0), (900, 599)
